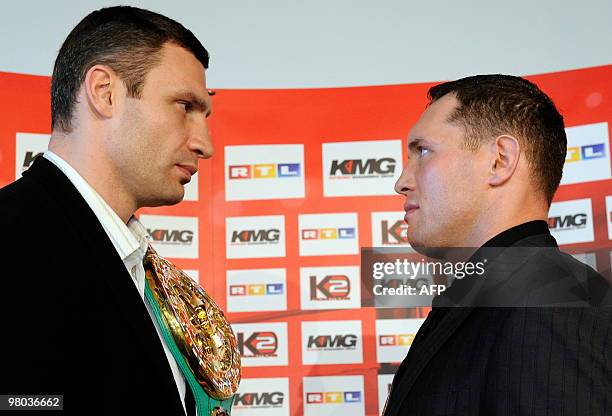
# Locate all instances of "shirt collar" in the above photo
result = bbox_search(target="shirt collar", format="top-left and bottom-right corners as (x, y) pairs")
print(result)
(43, 150), (149, 262)
(481, 220), (551, 248)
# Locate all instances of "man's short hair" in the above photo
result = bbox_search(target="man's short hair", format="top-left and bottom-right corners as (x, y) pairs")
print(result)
(428, 74), (566, 205)
(51, 6), (209, 133)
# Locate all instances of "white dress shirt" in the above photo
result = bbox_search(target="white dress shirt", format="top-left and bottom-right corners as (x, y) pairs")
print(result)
(43, 151), (189, 414)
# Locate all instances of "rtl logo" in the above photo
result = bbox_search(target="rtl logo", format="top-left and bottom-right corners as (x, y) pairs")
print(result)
(229, 283), (284, 296)
(302, 228), (355, 240)
(148, 229), (194, 244)
(548, 213), (587, 231)
(237, 331), (278, 357)
(310, 275), (350, 300)
(306, 391), (362, 404)
(329, 158), (395, 177)
(378, 334), (416, 347)
(565, 143), (606, 162)
(231, 229), (280, 244)
(381, 220), (409, 245)
(22, 151), (44, 172)
(234, 392), (284, 407)
(307, 334), (357, 349)
(228, 163), (301, 179)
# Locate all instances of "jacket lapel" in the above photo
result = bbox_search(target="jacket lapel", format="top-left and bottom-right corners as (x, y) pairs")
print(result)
(384, 235), (559, 416)
(384, 307), (473, 416)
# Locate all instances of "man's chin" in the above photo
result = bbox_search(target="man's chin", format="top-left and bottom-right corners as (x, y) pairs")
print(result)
(407, 232), (449, 259)
(408, 244), (447, 259)
(144, 189), (185, 207)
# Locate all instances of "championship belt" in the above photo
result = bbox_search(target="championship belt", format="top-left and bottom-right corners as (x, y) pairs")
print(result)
(144, 245), (241, 415)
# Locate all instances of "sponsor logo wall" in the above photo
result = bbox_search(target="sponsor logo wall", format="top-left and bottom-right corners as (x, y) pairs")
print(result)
(377, 374), (395, 415)
(298, 213), (359, 256)
(140, 214), (199, 259)
(227, 268), (287, 312)
(547, 198), (594, 245)
(299, 266), (361, 310)
(303, 375), (365, 416)
(2, 66), (611, 415)
(376, 318), (425, 363)
(233, 378), (290, 416)
(233, 322), (289, 367)
(301, 320), (363, 365)
(226, 215), (286, 259)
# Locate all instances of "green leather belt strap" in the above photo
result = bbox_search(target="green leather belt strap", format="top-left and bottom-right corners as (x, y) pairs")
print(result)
(145, 282), (234, 415)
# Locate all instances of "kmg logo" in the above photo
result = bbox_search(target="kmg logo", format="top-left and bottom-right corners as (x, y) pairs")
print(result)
(307, 334), (357, 350)
(565, 143), (605, 163)
(229, 283), (284, 296)
(310, 275), (350, 300)
(237, 331), (278, 357)
(330, 158), (395, 177)
(231, 229), (280, 244)
(148, 229), (193, 244)
(378, 334), (416, 347)
(548, 213), (587, 231)
(306, 391), (362, 404)
(22, 151), (44, 172)
(234, 392), (284, 407)
(228, 163), (301, 179)
(302, 228), (355, 240)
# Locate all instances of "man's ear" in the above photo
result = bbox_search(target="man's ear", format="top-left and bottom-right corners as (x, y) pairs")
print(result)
(82, 64), (118, 120)
(487, 134), (520, 187)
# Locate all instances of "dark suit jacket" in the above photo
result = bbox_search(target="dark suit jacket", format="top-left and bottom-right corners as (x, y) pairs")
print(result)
(0, 157), (187, 415)
(384, 233), (612, 416)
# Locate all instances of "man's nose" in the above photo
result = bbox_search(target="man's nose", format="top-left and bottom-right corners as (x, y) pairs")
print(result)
(187, 116), (214, 159)
(394, 162), (415, 195)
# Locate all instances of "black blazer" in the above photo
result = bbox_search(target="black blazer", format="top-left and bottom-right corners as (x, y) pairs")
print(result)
(0, 157), (187, 415)
(384, 233), (612, 416)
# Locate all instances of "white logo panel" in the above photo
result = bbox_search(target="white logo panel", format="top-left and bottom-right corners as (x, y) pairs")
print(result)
(183, 172), (198, 201)
(371, 211), (411, 247)
(301, 320), (363, 365)
(139, 214), (198, 259)
(298, 213), (358, 256)
(376, 318), (425, 363)
(299, 266), (361, 310)
(227, 268), (287, 312)
(303, 375), (365, 416)
(225, 144), (305, 201)
(548, 198), (594, 245)
(322, 139), (402, 197)
(561, 122), (611, 185)
(15, 133), (50, 179)
(571, 253), (597, 270)
(377, 374), (395, 415)
(226, 215), (286, 259)
(183, 269), (199, 282)
(233, 322), (288, 367)
(233, 377), (289, 416)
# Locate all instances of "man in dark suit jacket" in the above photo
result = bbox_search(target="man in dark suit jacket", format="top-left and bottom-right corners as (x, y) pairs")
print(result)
(0, 6), (216, 415)
(384, 75), (612, 415)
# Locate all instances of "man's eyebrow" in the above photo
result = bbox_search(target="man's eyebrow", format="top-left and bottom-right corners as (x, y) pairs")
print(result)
(175, 90), (212, 116)
(407, 137), (425, 152)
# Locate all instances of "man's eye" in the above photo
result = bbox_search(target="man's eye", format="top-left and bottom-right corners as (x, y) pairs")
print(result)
(179, 101), (193, 112)
(417, 146), (430, 157)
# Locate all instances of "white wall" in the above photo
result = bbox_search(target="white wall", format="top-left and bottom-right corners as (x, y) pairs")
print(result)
(0, 0), (610, 88)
